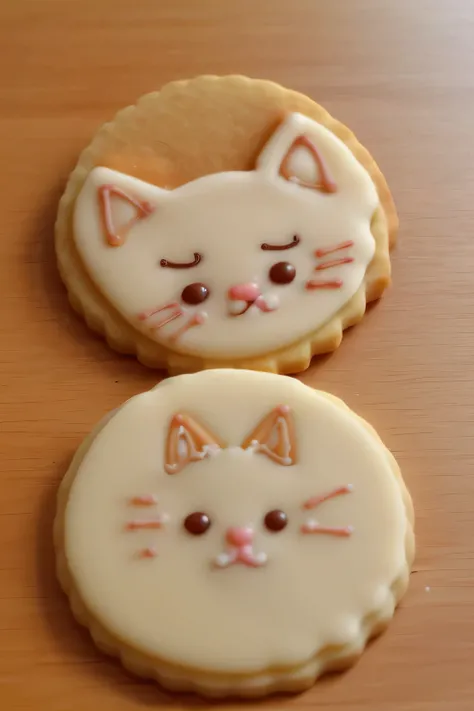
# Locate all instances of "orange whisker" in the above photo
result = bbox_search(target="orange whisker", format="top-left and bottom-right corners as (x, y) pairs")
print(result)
(315, 240), (354, 258)
(125, 519), (165, 531)
(301, 524), (353, 537)
(130, 495), (158, 506)
(315, 257), (354, 271)
(140, 547), (158, 558)
(303, 485), (352, 510)
(305, 280), (343, 290)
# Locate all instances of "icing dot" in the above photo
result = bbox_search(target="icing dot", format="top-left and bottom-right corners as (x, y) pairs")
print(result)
(140, 547), (158, 558)
(264, 509), (288, 532)
(215, 553), (230, 568)
(184, 511), (211, 535)
(269, 262), (296, 285)
(181, 283), (210, 305)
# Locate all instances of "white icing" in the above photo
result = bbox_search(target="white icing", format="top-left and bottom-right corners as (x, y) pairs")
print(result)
(213, 545), (268, 569)
(214, 552), (233, 568)
(177, 428), (189, 460)
(202, 443), (220, 457)
(228, 299), (247, 316)
(73, 113), (378, 358)
(64, 370), (409, 675)
(262, 292), (280, 311)
(169, 426), (220, 472)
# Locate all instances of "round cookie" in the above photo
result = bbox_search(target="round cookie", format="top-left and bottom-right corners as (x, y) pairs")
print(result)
(55, 75), (397, 374)
(54, 370), (414, 698)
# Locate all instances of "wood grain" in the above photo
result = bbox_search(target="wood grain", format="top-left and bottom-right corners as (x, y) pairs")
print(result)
(0, 0), (473, 708)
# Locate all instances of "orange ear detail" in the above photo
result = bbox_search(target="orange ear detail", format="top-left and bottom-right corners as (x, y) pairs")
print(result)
(241, 405), (297, 466)
(98, 183), (154, 247)
(279, 135), (337, 194)
(165, 414), (224, 474)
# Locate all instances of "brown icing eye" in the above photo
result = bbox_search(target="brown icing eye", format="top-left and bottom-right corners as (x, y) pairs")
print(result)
(181, 283), (210, 305)
(264, 509), (288, 532)
(184, 512), (211, 535)
(269, 262), (296, 285)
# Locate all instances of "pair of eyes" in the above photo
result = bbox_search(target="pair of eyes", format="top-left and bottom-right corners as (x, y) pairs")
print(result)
(184, 510), (288, 535)
(180, 263), (296, 306)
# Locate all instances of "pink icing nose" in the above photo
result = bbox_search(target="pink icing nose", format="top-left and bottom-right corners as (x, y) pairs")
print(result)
(228, 283), (261, 302)
(226, 527), (254, 547)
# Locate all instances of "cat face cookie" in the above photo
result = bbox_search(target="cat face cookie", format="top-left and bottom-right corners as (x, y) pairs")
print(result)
(55, 370), (414, 697)
(56, 76), (397, 373)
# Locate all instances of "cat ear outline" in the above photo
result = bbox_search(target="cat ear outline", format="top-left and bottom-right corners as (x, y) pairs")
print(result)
(77, 167), (167, 248)
(241, 405), (297, 466)
(255, 113), (337, 194)
(165, 413), (225, 474)
(98, 182), (154, 246)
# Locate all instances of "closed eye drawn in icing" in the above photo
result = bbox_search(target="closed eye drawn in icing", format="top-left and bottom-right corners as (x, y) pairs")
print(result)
(261, 235), (300, 251)
(160, 252), (202, 268)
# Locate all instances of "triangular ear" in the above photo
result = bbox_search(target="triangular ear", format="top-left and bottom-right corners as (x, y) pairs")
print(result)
(241, 405), (297, 466)
(98, 182), (155, 247)
(256, 113), (337, 194)
(279, 135), (337, 193)
(165, 414), (224, 474)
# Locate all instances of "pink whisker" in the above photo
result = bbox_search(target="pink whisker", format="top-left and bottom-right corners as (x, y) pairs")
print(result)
(125, 519), (165, 531)
(301, 524), (353, 537)
(315, 240), (354, 258)
(168, 313), (206, 343)
(130, 495), (158, 506)
(140, 547), (158, 558)
(305, 279), (343, 290)
(138, 301), (182, 322)
(315, 257), (354, 271)
(303, 485), (352, 510)
(151, 311), (182, 330)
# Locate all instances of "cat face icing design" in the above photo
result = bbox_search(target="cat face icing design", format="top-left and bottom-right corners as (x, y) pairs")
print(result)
(73, 113), (379, 359)
(63, 372), (410, 675)
(124, 407), (353, 565)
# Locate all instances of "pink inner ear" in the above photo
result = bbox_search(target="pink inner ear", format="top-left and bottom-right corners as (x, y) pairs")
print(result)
(98, 183), (154, 247)
(279, 135), (337, 194)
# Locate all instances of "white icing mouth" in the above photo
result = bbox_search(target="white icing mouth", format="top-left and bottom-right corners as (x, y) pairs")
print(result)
(228, 299), (248, 316)
(262, 293), (280, 311)
(227, 294), (279, 318)
(213, 546), (268, 569)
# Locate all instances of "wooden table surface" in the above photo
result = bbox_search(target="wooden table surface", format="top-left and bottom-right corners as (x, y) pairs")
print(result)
(1, 0), (473, 709)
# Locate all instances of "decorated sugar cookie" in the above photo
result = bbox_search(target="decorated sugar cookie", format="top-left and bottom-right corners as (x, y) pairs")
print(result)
(55, 76), (397, 374)
(54, 370), (414, 697)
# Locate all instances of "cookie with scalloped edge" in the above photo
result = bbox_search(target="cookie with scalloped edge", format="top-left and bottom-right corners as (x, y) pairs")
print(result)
(54, 370), (414, 698)
(55, 75), (397, 374)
